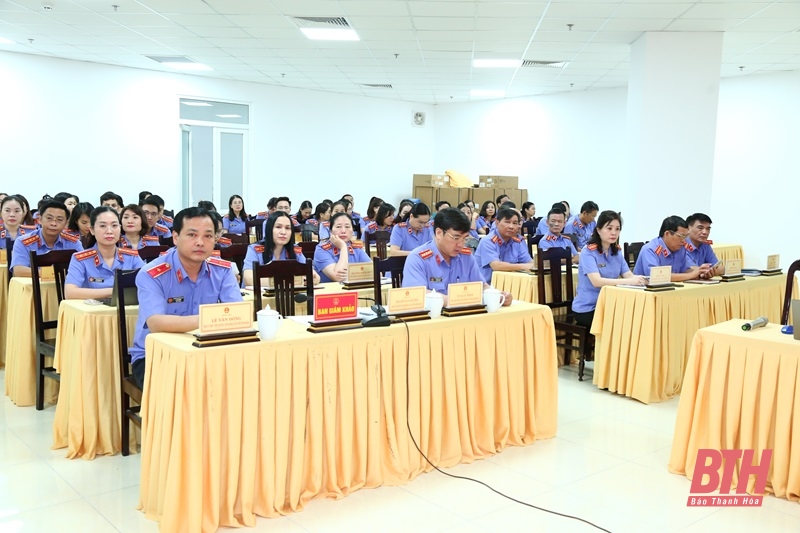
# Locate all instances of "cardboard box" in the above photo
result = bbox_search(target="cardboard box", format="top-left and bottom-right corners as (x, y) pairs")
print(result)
(437, 187), (472, 208)
(471, 188), (497, 209)
(501, 188), (524, 207)
(413, 186), (438, 209)
(479, 175), (519, 189)
(413, 174), (449, 188)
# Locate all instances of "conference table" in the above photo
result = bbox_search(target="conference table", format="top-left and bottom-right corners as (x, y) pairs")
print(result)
(52, 300), (139, 459)
(669, 320), (800, 501)
(592, 274), (791, 404)
(4, 277), (60, 407)
(491, 270), (578, 304)
(0, 263), (8, 368)
(138, 302), (558, 532)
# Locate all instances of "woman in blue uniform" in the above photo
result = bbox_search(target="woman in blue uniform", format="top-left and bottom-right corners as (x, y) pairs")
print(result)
(389, 202), (432, 257)
(1, 195), (37, 249)
(242, 211), (319, 287)
(313, 212), (370, 283)
(364, 203), (395, 235)
(222, 194), (248, 234)
(119, 204), (156, 249)
(475, 200), (496, 235)
(65, 206), (145, 300)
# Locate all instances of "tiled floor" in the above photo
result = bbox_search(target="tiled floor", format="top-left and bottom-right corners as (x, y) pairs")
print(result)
(1, 367), (798, 533)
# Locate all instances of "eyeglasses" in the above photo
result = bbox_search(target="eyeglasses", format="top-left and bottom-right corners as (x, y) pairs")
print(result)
(672, 231), (689, 241)
(142, 210), (159, 218)
(444, 232), (468, 244)
(42, 215), (67, 224)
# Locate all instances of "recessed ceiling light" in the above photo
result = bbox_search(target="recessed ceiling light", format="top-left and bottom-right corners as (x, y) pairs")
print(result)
(0, 37), (15, 45)
(162, 62), (213, 71)
(470, 90), (506, 98)
(300, 28), (359, 41)
(216, 114), (241, 118)
(473, 59), (522, 68)
(181, 101), (213, 107)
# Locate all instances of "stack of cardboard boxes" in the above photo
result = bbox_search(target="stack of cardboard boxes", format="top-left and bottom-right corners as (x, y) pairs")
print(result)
(412, 174), (528, 209)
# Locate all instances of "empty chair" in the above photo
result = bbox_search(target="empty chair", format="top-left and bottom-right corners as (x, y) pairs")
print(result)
(623, 241), (645, 268)
(245, 219), (264, 242)
(219, 244), (248, 276)
(252, 260), (314, 318)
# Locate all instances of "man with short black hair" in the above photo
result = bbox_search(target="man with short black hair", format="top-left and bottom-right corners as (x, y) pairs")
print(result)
(475, 208), (534, 282)
(140, 195), (170, 238)
(685, 213), (722, 276)
(100, 191), (122, 213)
(496, 194), (510, 205)
(129, 207), (243, 389)
(10, 200), (83, 277)
(536, 203), (566, 235)
(564, 201), (599, 251)
(633, 216), (709, 281)
(539, 208), (579, 264)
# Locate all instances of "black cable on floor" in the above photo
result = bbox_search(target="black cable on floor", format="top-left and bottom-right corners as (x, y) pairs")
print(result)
(398, 318), (613, 533)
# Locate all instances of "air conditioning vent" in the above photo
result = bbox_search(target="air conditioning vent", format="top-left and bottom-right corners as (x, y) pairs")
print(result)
(292, 16), (351, 28)
(521, 60), (568, 69)
(361, 83), (393, 89)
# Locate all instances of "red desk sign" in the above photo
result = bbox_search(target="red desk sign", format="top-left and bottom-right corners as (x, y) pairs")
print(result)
(313, 291), (358, 322)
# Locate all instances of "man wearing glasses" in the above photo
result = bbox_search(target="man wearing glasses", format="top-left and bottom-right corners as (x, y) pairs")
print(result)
(140, 195), (171, 239)
(633, 215), (709, 281)
(474, 207), (535, 282)
(9, 200), (83, 277)
(402, 208), (512, 306)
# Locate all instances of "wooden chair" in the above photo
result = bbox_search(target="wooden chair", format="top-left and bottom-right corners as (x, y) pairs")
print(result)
(114, 268), (141, 456)
(158, 235), (174, 247)
(781, 259), (800, 325)
(567, 233), (579, 248)
(623, 241), (645, 268)
(30, 249), (76, 410)
(298, 241), (317, 263)
(219, 244), (248, 275)
(465, 236), (479, 253)
(245, 219), (263, 242)
(299, 224), (319, 243)
(221, 232), (249, 245)
(4, 238), (12, 284)
(252, 260), (314, 318)
(535, 247), (592, 381)
(372, 256), (406, 306)
(138, 245), (169, 263)
(365, 230), (390, 260)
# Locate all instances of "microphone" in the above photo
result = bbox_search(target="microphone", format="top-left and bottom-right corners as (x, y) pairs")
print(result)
(742, 316), (768, 331)
(358, 297), (391, 327)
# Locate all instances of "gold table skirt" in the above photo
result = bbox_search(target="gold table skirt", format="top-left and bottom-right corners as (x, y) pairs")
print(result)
(52, 300), (139, 459)
(710, 243), (744, 263)
(591, 274), (792, 404)
(4, 278), (59, 407)
(668, 321), (800, 501)
(490, 270), (578, 304)
(139, 303), (558, 532)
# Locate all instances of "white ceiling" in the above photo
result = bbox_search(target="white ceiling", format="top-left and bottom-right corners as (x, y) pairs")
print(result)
(1, 0), (798, 104)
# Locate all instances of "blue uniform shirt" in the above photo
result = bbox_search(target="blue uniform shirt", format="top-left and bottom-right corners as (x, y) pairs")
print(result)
(474, 228), (532, 283)
(684, 240), (718, 268)
(222, 215), (247, 235)
(572, 244), (630, 313)
(389, 222), (432, 251)
(312, 241), (370, 283)
(402, 239), (482, 292)
(129, 248), (243, 364)
(538, 231), (578, 255)
(120, 234), (161, 249)
(563, 215), (596, 249)
(9, 228), (84, 272)
(243, 243), (306, 272)
(536, 218), (550, 235)
(65, 245), (145, 289)
(158, 216), (173, 229)
(147, 224), (170, 238)
(0, 225), (37, 249)
(475, 217), (493, 234)
(633, 237), (691, 276)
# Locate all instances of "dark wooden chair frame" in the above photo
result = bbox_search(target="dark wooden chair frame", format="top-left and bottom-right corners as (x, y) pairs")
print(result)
(252, 260), (314, 318)
(372, 255), (406, 306)
(114, 268), (142, 456)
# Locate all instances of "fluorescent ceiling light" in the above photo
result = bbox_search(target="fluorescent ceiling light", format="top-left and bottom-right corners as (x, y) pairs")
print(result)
(300, 28), (359, 41)
(181, 101), (213, 107)
(473, 59), (522, 68)
(0, 37), (15, 45)
(216, 114), (241, 118)
(162, 62), (213, 71)
(470, 90), (506, 98)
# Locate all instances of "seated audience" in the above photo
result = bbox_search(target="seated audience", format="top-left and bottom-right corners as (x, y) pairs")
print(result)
(140, 195), (171, 238)
(539, 208), (579, 264)
(521, 201), (537, 235)
(129, 207), (243, 389)
(474, 207), (535, 282)
(360, 197), (384, 233)
(197, 200), (216, 211)
(1, 195), (37, 248)
(119, 204), (156, 249)
(64, 206), (144, 300)
(496, 194), (510, 205)
(633, 215), (709, 281)
(475, 200), (496, 235)
(294, 200), (313, 225)
(564, 201), (599, 251)
(99, 191), (123, 213)
(685, 212), (722, 277)
(536, 203), (566, 235)
(53, 192), (79, 214)
(10, 200), (83, 276)
(242, 211), (318, 287)
(222, 194), (248, 234)
(389, 202), (432, 256)
(313, 212), (370, 282)
(394, 200), (414, 225)
(457, 202), (480, 238)
(66, 201), (95, 246)
(364, 203), (395, 234)
(572, 211), (646, 329)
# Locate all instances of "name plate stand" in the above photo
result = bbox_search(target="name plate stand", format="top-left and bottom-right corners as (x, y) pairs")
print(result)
(721, 258), (745, 282)
(193, 301), (260, 348)
(442, 281), (487, 317)
(342, 262), (375, 290)
(761, 254), (782, 276)
(307, 292), (363, 333)
(645, 266), (676, 292)
(388, 286), (430, 322)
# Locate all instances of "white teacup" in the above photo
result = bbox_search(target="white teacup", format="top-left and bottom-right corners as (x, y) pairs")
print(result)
(425, 292), (444, 319)
(483, 289), (506, 313)
(256, 308), (283, 340)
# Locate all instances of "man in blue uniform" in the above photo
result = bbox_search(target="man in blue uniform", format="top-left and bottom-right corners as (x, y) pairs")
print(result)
(633, 215), (709, 281)
(538, 208), (579, 263)
(129, 207), (243, 389)
(685, 213), (722, 276)
(402, 208), (512, 306)
(10, 200), (83, 276)
(140, 196), (170, 238)
(535, 202), (566, 235)
(563, 201), (599, 251)
(474, 207), (534, 282)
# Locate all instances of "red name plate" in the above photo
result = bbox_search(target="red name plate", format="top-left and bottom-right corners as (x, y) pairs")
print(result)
(313, 291), (359, 322)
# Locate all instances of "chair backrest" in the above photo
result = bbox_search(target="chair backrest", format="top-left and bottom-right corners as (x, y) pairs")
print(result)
(624, 241), (645, 268)
(138, 245), (170, 263)
(781, 259), (800, 325)
(246, 219), (264, 242)
(114, 268), (140, 381)
(527, 234), (544, 249)
(567, 233), (579, 247)
(30, 249), (76, 342)
(372, 255), (407, 306)
(158, 235), (174, 247)
(535, 247), (574, 311)
(219, 244), (248, 274)
(299, 224), (319, 243)
(252, 260), (314, 318)
(465, 237), (479, 253)
(4, 238), (12, 282)
(298, 241), (317, 263)
(222, 233), (249, 245)
(365, 230), (391, 260)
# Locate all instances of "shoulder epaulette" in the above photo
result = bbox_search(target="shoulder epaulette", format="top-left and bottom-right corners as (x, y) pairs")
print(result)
(491, 235), (502, 244)
(512, 235), (522, 243)
(257, 211), (267, 217)
(398, 222), (408, 228)
(21, 234), (39, 246)
(20, 224), (37, 230)
(367, 222), (377, 231)
(351, 241), (364, 249)
(208, 257), (231, 269)
(154, 223), (168, 233)
(210, 250), (221, 257)
(293, 245), (302, 254)
(218, 237), (232, 246)
(161, 215), (173, 223)
(74, 249), (98, 261)
(322, 221), (330, 228)
(118, 248), (139, 256)
(459, 247), (472, 255)
(143, 235), (159, 242)
(146, 262), (171, 278)
(60, 231), (80, 243)
(254, 245), (265, 253)
(321, 241), (333, 250)
(419, 249), (433, 260)
(587, 243), (598, 251)
(706, 240), (714, 245)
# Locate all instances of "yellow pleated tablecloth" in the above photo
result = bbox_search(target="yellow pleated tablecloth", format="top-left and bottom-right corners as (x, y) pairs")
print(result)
(710, 243), (744, 263)
(52, 300), (139, 459)
(4, 278), (60, 406)
(138, 302), (558, 532)
(491, 270), (578, 304)
(0, 264), (8, 368)
(592, 274), (792, 404)
(668, 320), (800, 501)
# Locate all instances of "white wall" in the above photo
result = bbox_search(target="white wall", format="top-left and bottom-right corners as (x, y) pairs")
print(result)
(0, 51), (435, 215)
